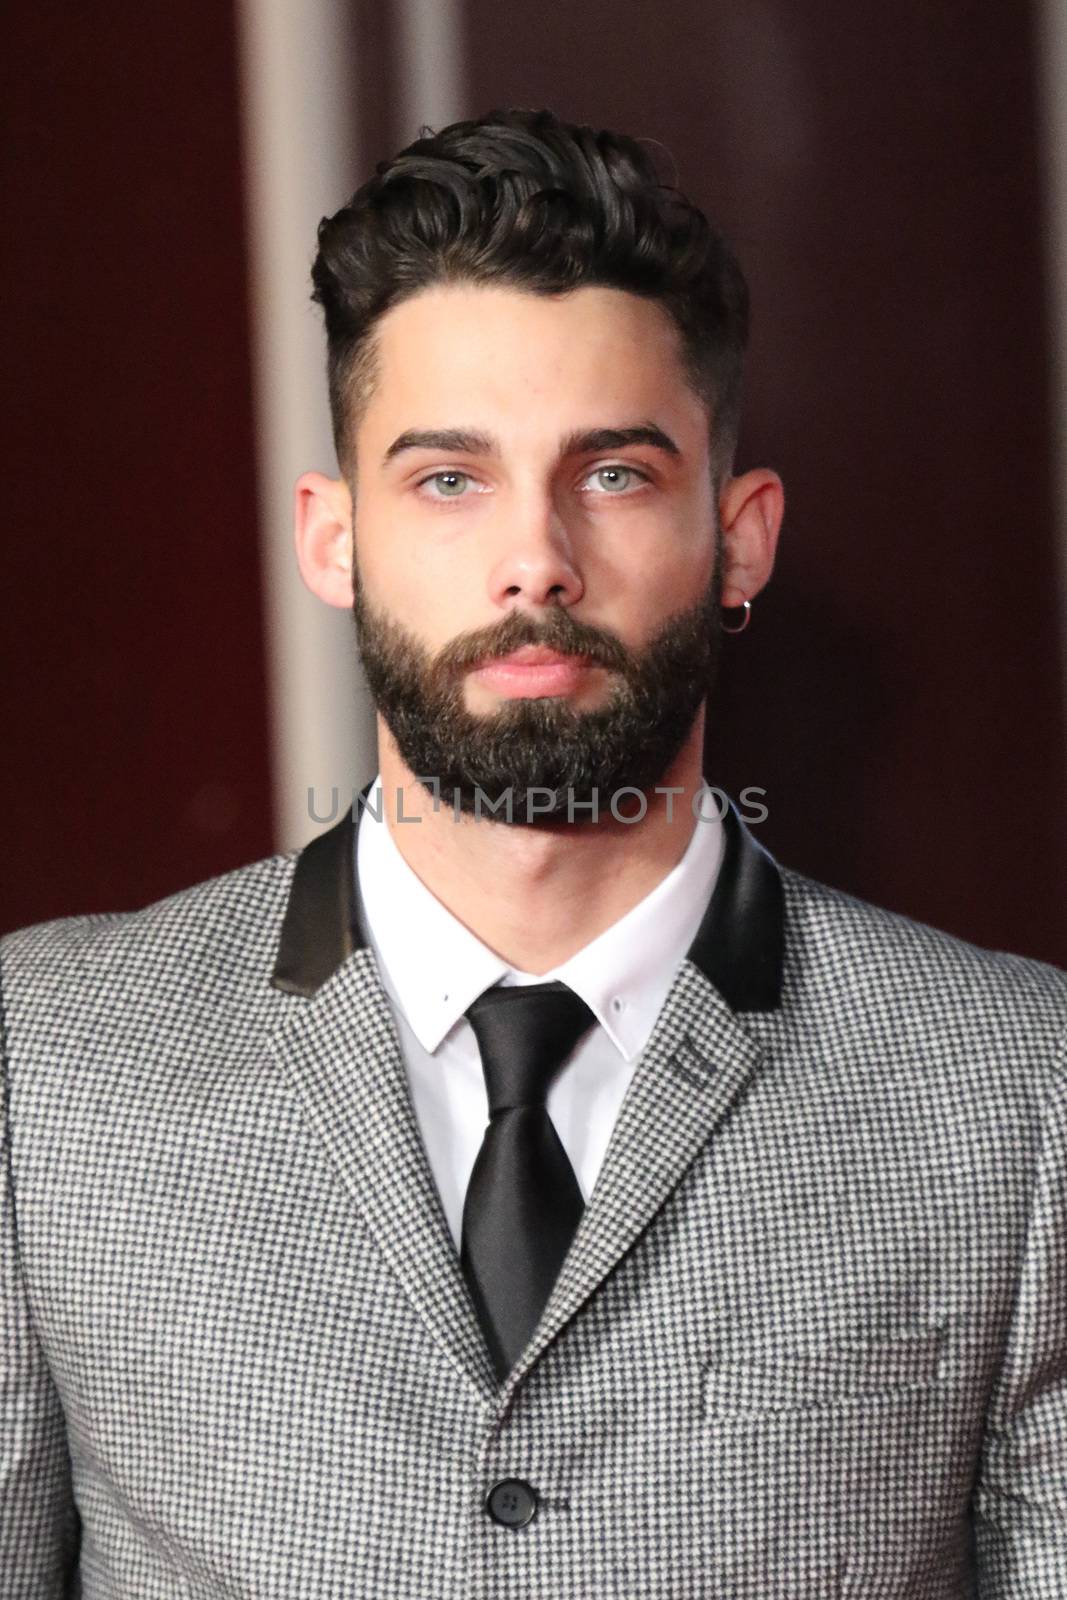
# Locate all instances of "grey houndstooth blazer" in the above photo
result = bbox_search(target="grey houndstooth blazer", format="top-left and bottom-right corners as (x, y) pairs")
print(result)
(2, 797), (1065, 1599)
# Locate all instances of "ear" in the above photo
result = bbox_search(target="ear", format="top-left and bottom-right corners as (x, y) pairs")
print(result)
(717, 468), (785, 608)
(294, 471), (354, 609)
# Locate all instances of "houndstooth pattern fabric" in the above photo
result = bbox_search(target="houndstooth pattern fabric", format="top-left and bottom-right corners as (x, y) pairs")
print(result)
(2, 837), (1065, 1598)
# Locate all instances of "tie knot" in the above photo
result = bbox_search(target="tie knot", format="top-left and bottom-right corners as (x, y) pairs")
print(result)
(465, 980), (595, 1114)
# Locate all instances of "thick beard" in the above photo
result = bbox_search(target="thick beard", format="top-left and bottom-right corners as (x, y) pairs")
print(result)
(352, 555), (722, 826)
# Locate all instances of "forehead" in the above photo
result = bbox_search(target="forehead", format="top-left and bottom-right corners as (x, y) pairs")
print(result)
(357, 282), (700, 445)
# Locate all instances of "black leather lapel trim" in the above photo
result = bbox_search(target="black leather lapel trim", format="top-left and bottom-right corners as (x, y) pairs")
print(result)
(684, 799), (784, 1011)
(271, 785), (785, 1010)
(271, 792), (368, 996)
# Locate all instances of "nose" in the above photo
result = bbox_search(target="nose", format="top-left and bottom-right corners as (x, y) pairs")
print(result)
(485, 493), (585, 612)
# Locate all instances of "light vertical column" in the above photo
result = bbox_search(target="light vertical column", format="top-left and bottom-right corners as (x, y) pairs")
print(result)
(394, 0), (469, 140)
(236, 0), (377, 850)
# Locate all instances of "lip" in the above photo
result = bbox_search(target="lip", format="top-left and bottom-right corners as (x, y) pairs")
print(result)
(469, 646), (594, 698)
(485, 645), (584, 667)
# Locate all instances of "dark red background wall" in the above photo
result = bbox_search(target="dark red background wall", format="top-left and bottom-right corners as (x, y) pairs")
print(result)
(1, 2), (272, 931)
(3, 0), (1066, 968)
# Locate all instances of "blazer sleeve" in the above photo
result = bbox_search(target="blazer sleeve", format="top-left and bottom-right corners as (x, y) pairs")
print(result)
(0, 960), (81, 1598)
(973, 1050), (1067, 1595)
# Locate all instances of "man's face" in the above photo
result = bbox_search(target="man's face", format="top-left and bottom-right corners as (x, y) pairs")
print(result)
(348, 283), (722, 819)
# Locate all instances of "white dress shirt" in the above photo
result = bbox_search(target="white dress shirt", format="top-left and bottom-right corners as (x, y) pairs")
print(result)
(355, 776), (725, 1251)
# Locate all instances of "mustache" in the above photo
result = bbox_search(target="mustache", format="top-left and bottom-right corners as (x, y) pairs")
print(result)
(433, 605), (631, 678)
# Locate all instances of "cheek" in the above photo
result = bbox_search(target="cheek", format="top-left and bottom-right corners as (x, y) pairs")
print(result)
(610, 540), (716, 631)
(354, 507), (428, 607)
(357, 546), (479, 653)
(356, 491), (470, 582)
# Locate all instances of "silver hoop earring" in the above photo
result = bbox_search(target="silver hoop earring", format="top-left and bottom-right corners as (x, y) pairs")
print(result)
(721, 599), (752, 634)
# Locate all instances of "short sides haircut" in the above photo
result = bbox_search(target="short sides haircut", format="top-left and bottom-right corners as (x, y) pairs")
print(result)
(311, 106), (749, 478)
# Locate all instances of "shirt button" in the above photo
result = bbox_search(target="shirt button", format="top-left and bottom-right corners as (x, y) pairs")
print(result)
(485, 1478), (539, 1528)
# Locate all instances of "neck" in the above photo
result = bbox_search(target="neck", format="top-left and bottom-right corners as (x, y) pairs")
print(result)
(374, 711), (709, 974)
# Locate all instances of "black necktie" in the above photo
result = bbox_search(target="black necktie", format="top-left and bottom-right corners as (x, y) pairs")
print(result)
(459, 980), (596, 1381)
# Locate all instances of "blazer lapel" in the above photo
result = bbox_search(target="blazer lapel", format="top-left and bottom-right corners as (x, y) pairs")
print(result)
(502, 966), (771, 1398)
(501, 798), (785, 1398)
(268, 788), (785, 1404)
(267, 804), (499, 1400)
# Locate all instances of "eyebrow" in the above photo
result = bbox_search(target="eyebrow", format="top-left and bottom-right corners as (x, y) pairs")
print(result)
(383, 428), (493, 466)
(381, 422), (681, 468)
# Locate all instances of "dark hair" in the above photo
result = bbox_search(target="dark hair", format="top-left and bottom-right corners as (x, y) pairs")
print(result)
(311, 106), (749, 478)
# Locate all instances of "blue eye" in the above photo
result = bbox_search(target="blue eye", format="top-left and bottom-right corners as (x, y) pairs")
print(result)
(418, 470), (470, 498)
(585, 464), (647, 494)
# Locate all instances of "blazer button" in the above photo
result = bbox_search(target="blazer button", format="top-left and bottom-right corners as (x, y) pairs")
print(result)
(485, 1478), (539, 1528)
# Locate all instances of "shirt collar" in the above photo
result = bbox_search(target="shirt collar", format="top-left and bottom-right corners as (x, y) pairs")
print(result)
(355, 775), (724, 1061)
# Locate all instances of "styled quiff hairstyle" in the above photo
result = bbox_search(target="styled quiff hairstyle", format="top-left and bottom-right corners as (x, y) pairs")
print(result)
(311, 107), (749, 478)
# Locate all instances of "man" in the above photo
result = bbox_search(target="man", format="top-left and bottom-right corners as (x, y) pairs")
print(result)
(2, 107), (1064, 1600)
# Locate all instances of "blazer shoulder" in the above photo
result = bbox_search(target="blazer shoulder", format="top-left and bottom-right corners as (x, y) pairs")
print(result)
(778, 864), (1067, 1048)
(0, 847), (301, 1029)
